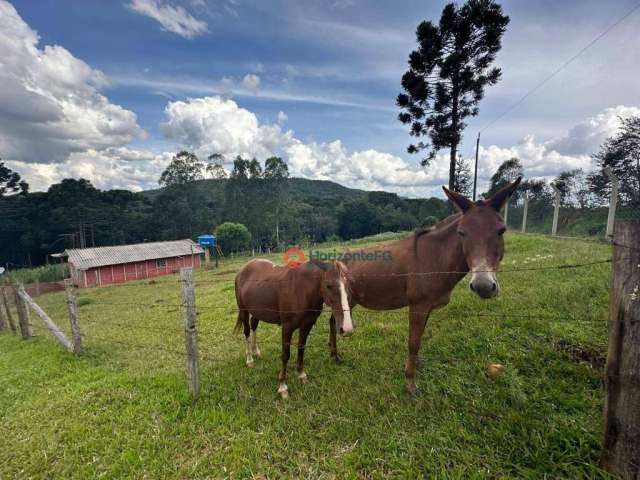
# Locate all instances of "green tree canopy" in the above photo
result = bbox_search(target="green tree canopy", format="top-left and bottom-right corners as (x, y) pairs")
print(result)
(159, 151), (204, 186)
(397, 0), (509, 191)
(485, 158), (523, 199)
(0, 161), (28, 196)
(216, 222), (251, 254)
(588, 115), (640, 208)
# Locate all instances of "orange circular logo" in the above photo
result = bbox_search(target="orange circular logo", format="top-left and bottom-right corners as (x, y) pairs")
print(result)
(283, 247), (306, 268)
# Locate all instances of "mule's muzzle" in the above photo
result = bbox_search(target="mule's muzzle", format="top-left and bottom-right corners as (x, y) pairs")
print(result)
(469, 276), (499, 299)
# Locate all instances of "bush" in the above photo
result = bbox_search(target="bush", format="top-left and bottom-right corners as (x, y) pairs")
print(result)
(216, 222), (251, 254)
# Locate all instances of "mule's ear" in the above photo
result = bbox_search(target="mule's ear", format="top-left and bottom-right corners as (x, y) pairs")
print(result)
(487, 177), (522, 211)
(442, 186), (473, 213)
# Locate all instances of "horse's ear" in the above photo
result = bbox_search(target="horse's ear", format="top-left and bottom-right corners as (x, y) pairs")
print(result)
(487, 177), (522, 211)
(442, 186), (473, 213)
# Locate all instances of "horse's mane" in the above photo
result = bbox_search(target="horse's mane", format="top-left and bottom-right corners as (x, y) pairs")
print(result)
(412, 212), (461, 257)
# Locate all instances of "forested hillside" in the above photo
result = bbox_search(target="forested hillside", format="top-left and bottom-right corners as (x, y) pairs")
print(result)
(0, 176), (449, 268)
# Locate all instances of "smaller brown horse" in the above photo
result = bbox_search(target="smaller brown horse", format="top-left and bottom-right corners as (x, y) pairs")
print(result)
(234, 258), (353, 398)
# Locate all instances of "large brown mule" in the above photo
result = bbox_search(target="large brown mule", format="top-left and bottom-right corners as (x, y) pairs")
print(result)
(234, 259), (353, 398)
(328, 178), (522, 394)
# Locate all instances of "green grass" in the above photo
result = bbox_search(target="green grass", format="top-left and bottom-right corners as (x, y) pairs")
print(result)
(0, 233), (613, 478)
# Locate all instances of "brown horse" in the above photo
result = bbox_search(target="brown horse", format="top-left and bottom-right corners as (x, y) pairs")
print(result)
(328, 178), (522, 394)
(234, 259), (353, 398)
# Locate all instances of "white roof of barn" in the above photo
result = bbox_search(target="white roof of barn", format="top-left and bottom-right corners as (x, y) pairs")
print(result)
(65, 239), (204, 270)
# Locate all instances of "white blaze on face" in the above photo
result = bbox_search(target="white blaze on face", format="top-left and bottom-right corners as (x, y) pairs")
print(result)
(339, 278), (353, 334)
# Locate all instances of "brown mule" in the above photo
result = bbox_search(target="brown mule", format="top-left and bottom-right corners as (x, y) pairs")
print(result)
(329, 178), (522, 394)
(234, 259), (353, 398)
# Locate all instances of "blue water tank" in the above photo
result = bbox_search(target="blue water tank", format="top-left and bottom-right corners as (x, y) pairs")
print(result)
(198, 234), (216, 247)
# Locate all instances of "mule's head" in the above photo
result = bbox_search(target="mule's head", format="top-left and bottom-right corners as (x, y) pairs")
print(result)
(442, 177), (521, 299)
(319, 261), (354, 336)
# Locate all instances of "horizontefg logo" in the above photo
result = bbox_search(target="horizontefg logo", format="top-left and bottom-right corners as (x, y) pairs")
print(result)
(283, 248), (392, 268)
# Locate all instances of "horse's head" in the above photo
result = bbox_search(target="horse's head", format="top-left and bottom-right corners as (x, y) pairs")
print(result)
(319, 261), (354, 336)
(442, 177), (521, 299)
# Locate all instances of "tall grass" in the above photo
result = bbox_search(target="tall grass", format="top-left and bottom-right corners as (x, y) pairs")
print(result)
(6, 263), (68, 284)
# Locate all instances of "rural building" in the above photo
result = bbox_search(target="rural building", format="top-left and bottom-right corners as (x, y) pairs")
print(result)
(64, 239), (204, 288)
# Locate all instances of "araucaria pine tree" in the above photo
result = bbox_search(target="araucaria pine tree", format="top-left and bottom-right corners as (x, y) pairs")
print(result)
(397, 0), (509, 191)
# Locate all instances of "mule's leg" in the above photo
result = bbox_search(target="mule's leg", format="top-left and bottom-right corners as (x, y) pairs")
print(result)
(297, 319), (315, 383)
(250, 316), (261, 357)
(328, 314), (342, 364)
(278, 323), (295, 399)
(239, 310), (254, 368)
(405, 304), (432, 395)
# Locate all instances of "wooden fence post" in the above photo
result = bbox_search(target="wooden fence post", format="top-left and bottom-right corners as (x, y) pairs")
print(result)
(14, 283), (33, 339)
(601, 221), (640, 477)
(521, 195), (529, 233)
(551, 185), (561, 236)
(0, 292), (7, 331)
(1, 287), (17, 334)
(503, 199), (509, 227)
(180, 267), (200, 400)
(65, 279), (83, 353)
(604, 166), (619, 238)
(18, 286), (73, 351)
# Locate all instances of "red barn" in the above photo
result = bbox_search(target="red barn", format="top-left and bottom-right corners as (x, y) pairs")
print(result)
(64, 239), (204, 288)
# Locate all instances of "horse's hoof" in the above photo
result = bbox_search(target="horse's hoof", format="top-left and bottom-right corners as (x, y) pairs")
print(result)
(246, 360), (255, 368)
(278, 384), (289, 399)
(298, 372), (308, 384)
(332, 354), (343, 365)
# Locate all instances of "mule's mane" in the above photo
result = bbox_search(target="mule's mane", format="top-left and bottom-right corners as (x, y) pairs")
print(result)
(412, 212), (461, 258)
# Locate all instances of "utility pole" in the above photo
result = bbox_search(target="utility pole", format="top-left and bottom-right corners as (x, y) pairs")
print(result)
(472, 132), (480, 201)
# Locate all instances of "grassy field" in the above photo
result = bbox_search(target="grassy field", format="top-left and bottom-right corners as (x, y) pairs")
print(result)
(0, 232), (613, 478)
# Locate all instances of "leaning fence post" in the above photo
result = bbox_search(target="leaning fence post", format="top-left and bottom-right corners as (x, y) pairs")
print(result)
(551, 185), (561, 236)
(14, 283), (33, 339)
(601, 221), (640, 477)
(64, 279), (83, 353)
(1, 287), (17, 334)
(521, 195), (529, 233)
(180, 267), (200, 400)
(604, 166), (619, 238)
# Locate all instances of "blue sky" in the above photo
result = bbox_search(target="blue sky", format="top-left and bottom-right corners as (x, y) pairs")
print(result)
(2, 0), (640, 197)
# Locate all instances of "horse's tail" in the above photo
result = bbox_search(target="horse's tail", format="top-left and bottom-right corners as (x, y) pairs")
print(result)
(233, 273), (249, 335)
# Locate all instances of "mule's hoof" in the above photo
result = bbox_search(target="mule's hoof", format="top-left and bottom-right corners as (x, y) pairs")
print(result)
(405, 381), (418, 397)
(332, 354), (343, 365)
(298, 372), (308, 384)
(278, 384), (289, 399)
(253, 348), (262, 358)
(246, 360), (255, 368)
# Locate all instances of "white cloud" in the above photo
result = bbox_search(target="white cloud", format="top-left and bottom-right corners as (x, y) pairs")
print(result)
(240, 73), (260, 92)
(544, 105), (640, 155)
(0, 0), (145, 164)
(127, 0), (207, 39)
(6, 148), (173, 192)
(159, 95), (444, 195)
(276, 111), (288, 124)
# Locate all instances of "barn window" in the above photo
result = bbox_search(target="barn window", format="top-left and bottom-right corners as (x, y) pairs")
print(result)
(156, 259), (167, 268)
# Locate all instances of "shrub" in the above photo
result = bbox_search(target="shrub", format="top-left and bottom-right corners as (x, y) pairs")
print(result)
(215, 222), (251, 254)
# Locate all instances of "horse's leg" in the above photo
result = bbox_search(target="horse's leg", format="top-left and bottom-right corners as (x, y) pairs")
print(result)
(297, 318), (315, 383)
(278, 323), (295, 399)
(250, 316), (261, 357)
(328, 314), (342, 364)
(405, 304), (432, 395)
(240, 310), (254, 368)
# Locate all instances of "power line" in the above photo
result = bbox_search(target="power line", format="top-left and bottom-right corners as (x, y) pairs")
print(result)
(480, 1), (640, 133)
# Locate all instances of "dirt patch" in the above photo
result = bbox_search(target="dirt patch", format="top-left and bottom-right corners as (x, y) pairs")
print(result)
(25, 281), (65, 297)
(553, 339), (606, 370)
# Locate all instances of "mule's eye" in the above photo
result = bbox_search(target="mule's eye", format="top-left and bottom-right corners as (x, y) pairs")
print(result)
(498, 227), (506, 236)
(457, 230), (467, 237)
